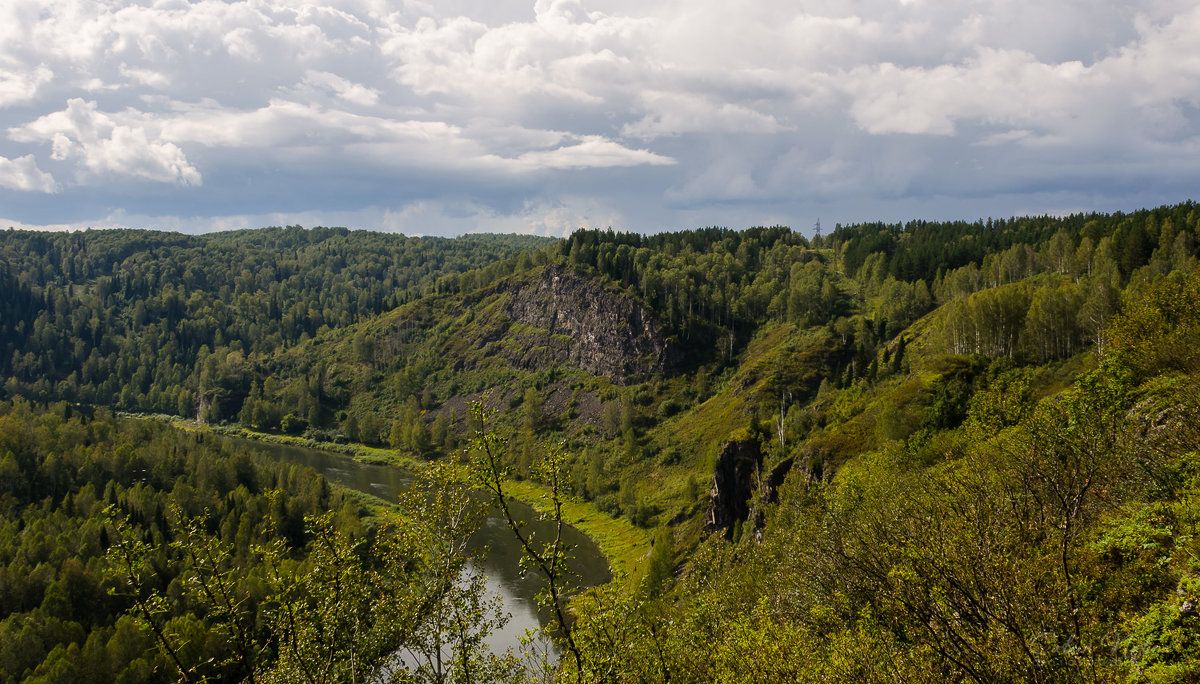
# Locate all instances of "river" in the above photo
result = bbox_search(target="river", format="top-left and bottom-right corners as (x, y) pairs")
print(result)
(232, 437), (612, 661)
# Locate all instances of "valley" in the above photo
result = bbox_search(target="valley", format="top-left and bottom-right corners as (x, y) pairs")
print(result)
(2, 203), (1199, 681)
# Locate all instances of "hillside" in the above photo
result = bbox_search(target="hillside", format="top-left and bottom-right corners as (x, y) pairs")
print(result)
(2, 202), (1200, 680)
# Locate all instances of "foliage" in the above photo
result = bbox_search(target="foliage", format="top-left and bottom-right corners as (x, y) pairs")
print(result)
(466, 401), (585, 676)
(0, 402), (509, 683)
(5, 203), (1200, 682)
(0, 227), (551, 418)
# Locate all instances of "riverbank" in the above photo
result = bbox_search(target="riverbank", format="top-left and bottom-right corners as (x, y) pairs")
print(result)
(150, 416), (652, 580)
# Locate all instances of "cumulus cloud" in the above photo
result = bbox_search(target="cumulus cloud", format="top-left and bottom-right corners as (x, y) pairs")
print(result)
(151, 98), (666, 176)
(1, 0), (1197, 232)
(0, 64), (53, 106)
(842, 14), (1200, 143)
(11, 98), (201, 185)
(0, 154), (59, 192)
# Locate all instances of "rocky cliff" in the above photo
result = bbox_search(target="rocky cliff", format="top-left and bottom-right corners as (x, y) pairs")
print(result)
(499, 265), (679, 384)
(705, 439), (763, 539)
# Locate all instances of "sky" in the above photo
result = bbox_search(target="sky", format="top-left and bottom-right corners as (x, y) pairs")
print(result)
(1, 0), (1198, 237)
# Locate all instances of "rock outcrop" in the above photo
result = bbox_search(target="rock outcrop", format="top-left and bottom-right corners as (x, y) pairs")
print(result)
(762, 457), (794, 505)
(705, 439), (762, 539)
(500, 265), (678, 384)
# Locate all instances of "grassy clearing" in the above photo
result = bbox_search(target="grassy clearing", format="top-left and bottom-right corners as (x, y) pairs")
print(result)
(499, 478), (652, 579)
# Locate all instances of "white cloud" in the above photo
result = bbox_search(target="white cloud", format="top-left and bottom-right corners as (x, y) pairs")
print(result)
(623, 91), (788, 139)
(11, 98), (201, 186)
(300, 70), (380, 106)
(839, 5), (1200, 150)
(151, 98), (666, 175)
(0, 218), (77, 231)
(379, 2), (653, 106)
(0, 154), (59, 192)
(0, 64), (53, 106)
(516, 136), (675, 169)
(0, 0), (1197, 233)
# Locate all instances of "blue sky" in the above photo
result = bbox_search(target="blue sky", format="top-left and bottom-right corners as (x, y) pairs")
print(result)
(1, 0), (1198, 236)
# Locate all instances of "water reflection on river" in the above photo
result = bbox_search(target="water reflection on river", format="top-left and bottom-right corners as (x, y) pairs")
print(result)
(229, 437), (612, 660)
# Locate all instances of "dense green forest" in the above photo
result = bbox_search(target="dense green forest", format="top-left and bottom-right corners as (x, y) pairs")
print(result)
(0, 227), (551, 420)
(556, 266), (1200, 681)
(0, 401), (520, 682)
(2, 201), (1199, 681)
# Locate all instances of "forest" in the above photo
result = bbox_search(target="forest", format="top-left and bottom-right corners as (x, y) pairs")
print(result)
(1, 200), (1199, 682)
(0, 401), (517, 682)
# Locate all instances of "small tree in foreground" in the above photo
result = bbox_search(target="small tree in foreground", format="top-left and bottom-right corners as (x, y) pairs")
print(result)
(104, 460), (515, 683)
(465, 401), (585, 679)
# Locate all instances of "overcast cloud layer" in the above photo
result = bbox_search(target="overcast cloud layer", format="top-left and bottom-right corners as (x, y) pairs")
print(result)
(1, 0), (1197, 236)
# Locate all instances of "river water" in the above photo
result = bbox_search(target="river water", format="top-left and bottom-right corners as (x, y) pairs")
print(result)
(233, 438), (612, 660)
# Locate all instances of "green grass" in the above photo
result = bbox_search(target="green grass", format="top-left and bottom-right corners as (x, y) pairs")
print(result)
(500, 478), (652, 579)
(590, 321), (831, 557)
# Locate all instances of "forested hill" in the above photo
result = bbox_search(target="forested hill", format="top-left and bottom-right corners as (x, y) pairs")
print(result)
(833, 206), (1181, 282)
(3, 201), (1200, 681)
(2, 204), (1198, 484)
(0, 226), (553, 415)
(2, 203), (1198, 488)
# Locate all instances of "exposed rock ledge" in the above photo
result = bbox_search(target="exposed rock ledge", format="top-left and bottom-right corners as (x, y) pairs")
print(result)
(501, 265), (679, 384)
(705, 439), (762, 539)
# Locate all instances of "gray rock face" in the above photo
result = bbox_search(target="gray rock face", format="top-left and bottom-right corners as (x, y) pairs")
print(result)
(501, 265), (678, 384)
(705, 439), (762, 539)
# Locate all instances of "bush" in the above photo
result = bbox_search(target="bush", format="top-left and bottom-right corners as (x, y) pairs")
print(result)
(632, 504), (659, 528)
(659, 447), (682, 466)
(594, 494), (620, 516)
(657, 399), (682, 419)
(281, 413), (308, 435)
